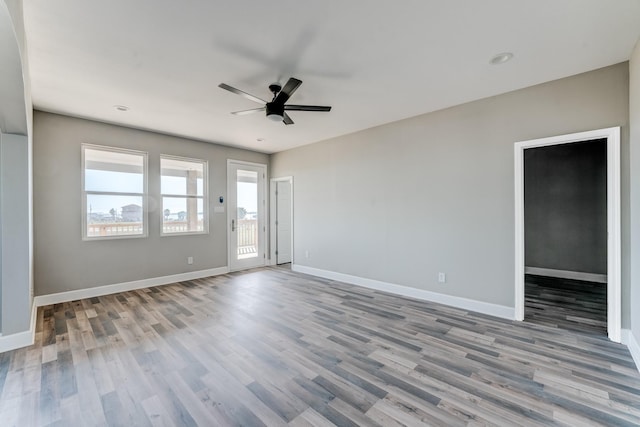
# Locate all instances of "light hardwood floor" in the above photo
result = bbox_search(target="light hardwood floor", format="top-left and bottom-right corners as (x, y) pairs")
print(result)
(1, 266), (639, 426)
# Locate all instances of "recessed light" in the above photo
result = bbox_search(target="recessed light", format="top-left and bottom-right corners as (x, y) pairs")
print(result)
(114, 105), (130, 111)
(490, 52), (514, 65)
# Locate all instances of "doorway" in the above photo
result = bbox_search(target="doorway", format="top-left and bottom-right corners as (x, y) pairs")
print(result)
(227, 160), (267, 271)
(270, 177), (293, 265)
(514, 127), (621, 342)
(524, 140), (607, 334)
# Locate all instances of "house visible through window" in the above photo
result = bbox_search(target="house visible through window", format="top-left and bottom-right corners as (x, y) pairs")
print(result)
(82, 145), (147, 239)
(161, 155), (207, 235)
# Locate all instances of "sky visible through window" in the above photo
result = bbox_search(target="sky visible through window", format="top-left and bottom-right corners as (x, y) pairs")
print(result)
(237, 182), (257, 213)
(86, 170), (142, 217)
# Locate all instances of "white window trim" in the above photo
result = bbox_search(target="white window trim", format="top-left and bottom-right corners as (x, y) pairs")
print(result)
(81, 143), (149, 240)
(160, 154), (209, 236)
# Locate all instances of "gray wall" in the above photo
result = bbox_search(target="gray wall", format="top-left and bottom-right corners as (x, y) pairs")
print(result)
(0, 137), (2, 331)
(630, 40), (640, 346)
(33, 111), (268, 296)
(272, 63), (629, 316)
(1, 133), (31, 334)
(0, 0), (32, 338)
(524, 140), (607, 274)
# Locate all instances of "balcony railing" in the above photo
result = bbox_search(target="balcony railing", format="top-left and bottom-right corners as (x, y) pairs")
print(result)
(88, 222), (143, 237)
(87, 220), (204, 237)
(162, 220), (204, 234)
(237, 219), (257, 258)
(237, 219), (257, 246)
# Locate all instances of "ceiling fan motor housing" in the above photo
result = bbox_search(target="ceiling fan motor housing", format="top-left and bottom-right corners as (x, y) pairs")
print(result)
(266, 102), (284, 120)
(267, 83), (285, 120)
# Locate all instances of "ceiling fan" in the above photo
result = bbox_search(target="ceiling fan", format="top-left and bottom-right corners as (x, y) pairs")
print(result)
(218, 77), (331, 125)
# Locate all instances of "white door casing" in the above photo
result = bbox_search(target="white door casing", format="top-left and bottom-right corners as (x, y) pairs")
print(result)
(277, 179), (292, 263)
(270, 177), (293, 265)
(514, 127), (621, 342)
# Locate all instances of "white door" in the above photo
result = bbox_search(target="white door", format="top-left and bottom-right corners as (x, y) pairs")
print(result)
(228, 161), (266, 271)
(276, 180), (292, 264)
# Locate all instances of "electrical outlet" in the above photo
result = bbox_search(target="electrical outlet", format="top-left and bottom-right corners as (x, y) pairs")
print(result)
(438, 272), (446, 283)
(187, 256), (194, 265)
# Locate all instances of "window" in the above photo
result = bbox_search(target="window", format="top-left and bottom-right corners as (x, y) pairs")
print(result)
(82, 145), (147, 239)
(161, 155), (207, 235)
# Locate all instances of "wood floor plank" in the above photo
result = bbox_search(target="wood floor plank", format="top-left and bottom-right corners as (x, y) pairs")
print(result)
(525, 274), (607, 335)
(72, 360), (108, 426)
(1, 265), (639, 426)
(141, 394), (175, 427)
(289, 407), (336, 427)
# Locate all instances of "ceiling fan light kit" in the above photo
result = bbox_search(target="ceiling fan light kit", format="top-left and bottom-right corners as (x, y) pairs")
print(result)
(267, 112), (284, 122)
(218, 77), (331, 125)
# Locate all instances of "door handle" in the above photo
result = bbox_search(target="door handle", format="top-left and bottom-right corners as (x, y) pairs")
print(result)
(231, 219), (236, 231)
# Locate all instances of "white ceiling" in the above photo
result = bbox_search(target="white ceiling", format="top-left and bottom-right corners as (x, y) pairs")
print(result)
(23, 0), (640, 154)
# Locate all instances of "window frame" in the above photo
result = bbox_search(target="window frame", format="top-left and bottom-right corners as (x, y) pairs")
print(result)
(81, 143), (149, 240)
(160, 154), (209, 236)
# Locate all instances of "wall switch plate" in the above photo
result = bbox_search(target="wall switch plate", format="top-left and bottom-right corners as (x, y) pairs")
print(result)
(438, 272), (446, 283)
(187, 256), (194, 265)
(305, 250), (310, 259)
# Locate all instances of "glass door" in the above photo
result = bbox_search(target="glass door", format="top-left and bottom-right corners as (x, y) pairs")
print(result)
(227, 161), (266, 271)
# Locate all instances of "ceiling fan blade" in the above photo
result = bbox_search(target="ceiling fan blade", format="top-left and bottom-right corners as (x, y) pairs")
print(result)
(231, 107), (266, 116)
(274, 77), (302, 104)
(218, 83), (267, 104)
(283, 112), (294, 125)
(285, 105), (332, 112)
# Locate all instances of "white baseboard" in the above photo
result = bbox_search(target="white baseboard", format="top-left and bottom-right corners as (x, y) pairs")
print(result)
(0, 300), (37, 353)
(34, 267), (229, 307)
(525, 267), (607, 283)
(622, 329), (640, 373)
(293, 264), (515, 320)
(1, 267), (229, 354)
